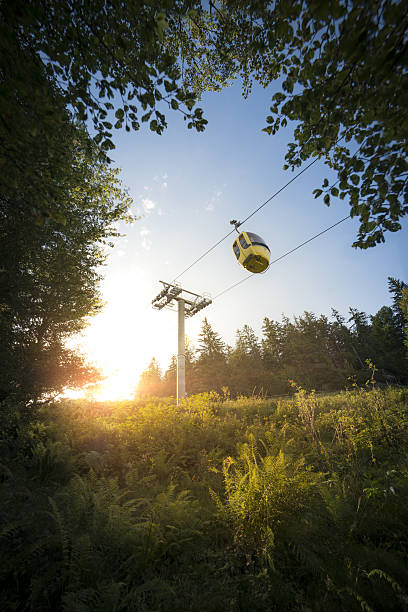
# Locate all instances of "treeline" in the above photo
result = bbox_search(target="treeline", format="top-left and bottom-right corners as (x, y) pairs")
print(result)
(138, 277), (408, 397)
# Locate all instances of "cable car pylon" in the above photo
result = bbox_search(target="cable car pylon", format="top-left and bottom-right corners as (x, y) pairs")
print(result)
(151, 281), (212, 404)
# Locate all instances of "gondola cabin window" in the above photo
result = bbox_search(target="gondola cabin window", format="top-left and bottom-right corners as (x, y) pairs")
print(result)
(246, 233), (270, 250)
(239, 233), (250, 249)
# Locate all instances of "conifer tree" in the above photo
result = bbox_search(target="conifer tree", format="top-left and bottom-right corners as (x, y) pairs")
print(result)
(197, 318), (226, 358)
(230, 325), (263, 396)
(195, 318), (228, 392)
(369, 306), (407, 382)
(348, 308), (373, 369)
(262, 318), (284, 370)
(388, 277), (408, 336)
(235, 325), (262, 361)
(401, 288), (408, 358)
(137, 357), (163, 396)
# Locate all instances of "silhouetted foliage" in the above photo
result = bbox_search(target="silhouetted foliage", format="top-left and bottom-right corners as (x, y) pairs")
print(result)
(0, 135), (132, 404)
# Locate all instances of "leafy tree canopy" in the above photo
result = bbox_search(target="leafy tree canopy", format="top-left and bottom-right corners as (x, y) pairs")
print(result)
(2, 0), (208, 140)
(0, 132), (132, 402)
(3, 1), (406, 247)
(174, 0), (408, 248)
(0, 0), (207, 220)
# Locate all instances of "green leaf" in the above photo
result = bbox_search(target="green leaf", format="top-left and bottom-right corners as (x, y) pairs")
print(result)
(272, 92), (286, 104)
(146, 93), (155, 108)
(324, 194), (330, 206)
(313, 189), (323, 198)
(164, 80), (175, 93)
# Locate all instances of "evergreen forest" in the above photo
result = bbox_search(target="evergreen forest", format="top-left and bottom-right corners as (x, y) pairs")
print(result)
(138, 277), (408, 398)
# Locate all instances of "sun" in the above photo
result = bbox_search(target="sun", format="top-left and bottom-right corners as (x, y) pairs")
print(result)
(64, 372), (136, 402)
(62, 261), (208, 402)
(63, 286), (178, 401)
(88, 374), (136, 401)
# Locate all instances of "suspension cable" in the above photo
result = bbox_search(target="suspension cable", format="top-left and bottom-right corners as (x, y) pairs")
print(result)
(213, 214), (351, 300)
(172, 156), (320, 281)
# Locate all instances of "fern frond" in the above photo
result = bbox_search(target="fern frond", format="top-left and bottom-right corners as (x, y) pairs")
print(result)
(366, 568), (403, 594)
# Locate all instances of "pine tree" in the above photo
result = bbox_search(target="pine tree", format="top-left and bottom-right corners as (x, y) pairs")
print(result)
(136, 358), (163, 396)
(230, 325), (263, 396)
(401, 288), (408, 358)
(369, 306), (406, 382)
(262, 318), (284, 370)
(195, 319), (227, 392)
(348, 308), (373, 370)
(197, 318), (226, 358)
(235, 325), (262, 361)
(388, 277), (408, 337)
(279, 312), (347, 390)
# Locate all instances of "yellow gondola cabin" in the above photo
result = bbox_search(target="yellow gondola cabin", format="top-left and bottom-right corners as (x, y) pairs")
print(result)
(232, 231), (270, 273)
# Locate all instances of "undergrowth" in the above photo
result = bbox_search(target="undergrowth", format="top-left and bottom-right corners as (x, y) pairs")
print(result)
(1, 383), (408, 610)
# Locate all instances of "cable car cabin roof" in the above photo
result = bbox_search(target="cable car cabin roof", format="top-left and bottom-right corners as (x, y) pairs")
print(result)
(232, 231), (270, 274)
(243, 232), (270, 250)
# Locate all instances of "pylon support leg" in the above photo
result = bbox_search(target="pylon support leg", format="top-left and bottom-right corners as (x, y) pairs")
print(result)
(177, 299), (186, 404)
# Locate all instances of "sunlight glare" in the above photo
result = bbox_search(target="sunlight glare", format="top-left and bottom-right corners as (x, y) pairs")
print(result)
(63, 258), (178, 400)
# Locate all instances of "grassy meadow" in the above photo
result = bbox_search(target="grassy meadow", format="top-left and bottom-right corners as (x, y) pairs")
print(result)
(1, 382), (408, 611)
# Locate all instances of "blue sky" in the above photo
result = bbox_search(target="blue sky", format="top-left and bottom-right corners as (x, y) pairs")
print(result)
(70, 80), (407, 399)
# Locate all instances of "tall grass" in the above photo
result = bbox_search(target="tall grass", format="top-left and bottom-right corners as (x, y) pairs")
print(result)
(1, 386), (408, 610)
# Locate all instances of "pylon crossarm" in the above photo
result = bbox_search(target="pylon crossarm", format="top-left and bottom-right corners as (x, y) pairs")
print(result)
(152, 281), (211, 317)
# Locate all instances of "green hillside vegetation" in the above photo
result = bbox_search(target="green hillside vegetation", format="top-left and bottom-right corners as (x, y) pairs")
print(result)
(2, 379), (408, 610)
